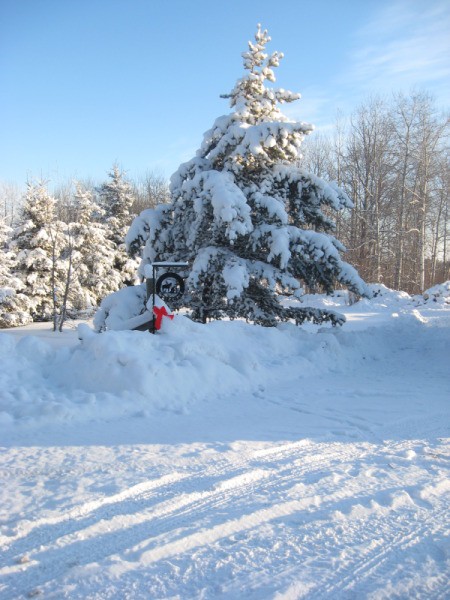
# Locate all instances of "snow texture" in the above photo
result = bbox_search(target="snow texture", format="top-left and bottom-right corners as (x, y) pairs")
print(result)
(0, 285), (449, 598)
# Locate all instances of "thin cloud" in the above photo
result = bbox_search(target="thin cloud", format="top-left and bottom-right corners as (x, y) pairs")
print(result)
(341, 0), (450, 98)
(283, 86), (336, 129)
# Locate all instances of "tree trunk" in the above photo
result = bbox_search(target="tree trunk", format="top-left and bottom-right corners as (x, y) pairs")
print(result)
(58, 248), (73, 332)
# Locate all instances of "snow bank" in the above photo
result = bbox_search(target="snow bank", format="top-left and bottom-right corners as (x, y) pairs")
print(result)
(366, 282), (412, 303)
(422, 280), (450, 304)
(0, 317), (319, 425)
(1, 288), (448, 428)
(293, 282), (450, 312)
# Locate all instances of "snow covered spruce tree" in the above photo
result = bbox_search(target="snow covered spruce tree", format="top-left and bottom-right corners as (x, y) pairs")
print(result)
(128, 26), (368, 326)
(71, 184), (123, 306)
(98, 165), (138, 287)
(0, 217), (32, 328)
(12, 182), (65, 322)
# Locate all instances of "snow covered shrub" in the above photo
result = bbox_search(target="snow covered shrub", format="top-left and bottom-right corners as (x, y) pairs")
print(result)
(93, 283), (148, 332)
(422, 281), (450, 304)
(0, 287), (32, 328)
(93, 283), (172, 332)
(127, 25), (368, 327)
(366, 283), (411, 303)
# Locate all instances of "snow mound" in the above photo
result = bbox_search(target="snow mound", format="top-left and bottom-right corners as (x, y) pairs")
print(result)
(93, 283), (148, 331)
(366, 283), (412, 304)
(422, 281), (450, 304)
(1, 303), (447, 428)
(286, 282), (450, 314)
(363, 282), (450, 309)
(0, 318), (325, 424)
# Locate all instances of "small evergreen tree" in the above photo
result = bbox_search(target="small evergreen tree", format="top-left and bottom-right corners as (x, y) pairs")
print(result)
(98, 165), (138, 286)
(0, 218), (32, 327)
(72, 184), (123, 306)
(128, 26), (368, 326)
(12, 182), (66, 321)
(0, 219), (14, 285)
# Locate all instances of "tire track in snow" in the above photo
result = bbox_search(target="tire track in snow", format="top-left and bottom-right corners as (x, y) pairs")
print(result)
(0, 439), (360, 597)
(0, 439), (359, 556)
(118, 443), (448, 597)
(0, 467), (274, 598)
(267, 452), (450, 599)
(0, 471), (188, 546)
(1, 440), (447, 599)
(92, 445), (416, 566)
(305, 501), (449, 599)
(112, 460), (449, 598)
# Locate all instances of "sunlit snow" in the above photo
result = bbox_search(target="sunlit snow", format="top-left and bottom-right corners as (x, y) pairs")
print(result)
(0, 284), (449, 599)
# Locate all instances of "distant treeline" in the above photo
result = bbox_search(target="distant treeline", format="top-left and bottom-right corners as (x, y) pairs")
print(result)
(301, 91), (449, 293)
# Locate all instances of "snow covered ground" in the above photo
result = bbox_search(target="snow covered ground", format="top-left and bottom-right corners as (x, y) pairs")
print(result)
(0, 286), (449, 599)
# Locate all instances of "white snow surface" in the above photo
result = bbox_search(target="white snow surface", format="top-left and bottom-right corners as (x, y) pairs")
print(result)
(1, 286), (449, 599)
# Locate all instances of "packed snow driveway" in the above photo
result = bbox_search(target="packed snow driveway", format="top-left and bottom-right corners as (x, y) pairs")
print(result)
(0, 294), (449, 598)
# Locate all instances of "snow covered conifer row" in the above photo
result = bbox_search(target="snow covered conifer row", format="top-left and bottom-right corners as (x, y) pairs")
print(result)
(0, 166), (138, 328)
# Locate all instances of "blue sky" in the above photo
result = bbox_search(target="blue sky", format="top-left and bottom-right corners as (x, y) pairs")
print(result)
(1, 0), (449, 188)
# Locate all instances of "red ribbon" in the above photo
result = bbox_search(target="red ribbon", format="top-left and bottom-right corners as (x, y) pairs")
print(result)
(153, 305), (174, 330)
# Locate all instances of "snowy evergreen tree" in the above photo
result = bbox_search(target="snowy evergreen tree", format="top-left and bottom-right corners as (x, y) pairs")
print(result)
(0, 218), (13, 284)
(0, 217), (32, 327)
(128, 26), (368, 326)
(98, 165), (138, 286)
(71, 184), (123, 307)
(12, 182), (65, 321)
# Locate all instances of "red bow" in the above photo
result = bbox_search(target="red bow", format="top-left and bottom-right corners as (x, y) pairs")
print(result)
(153, 305), (174, 330)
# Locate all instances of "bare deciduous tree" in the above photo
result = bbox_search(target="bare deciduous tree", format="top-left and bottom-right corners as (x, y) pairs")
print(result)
(301, 91), (449, 293)
(131, 170), (170, 214)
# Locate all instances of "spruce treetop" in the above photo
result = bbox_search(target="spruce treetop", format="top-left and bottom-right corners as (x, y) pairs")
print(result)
(223, 24), (301, 122)
(194, 24), (313, 177)
(98, 164), (135, 222)
(21, 181), (57, 234)
(74, 184), (97, 226)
